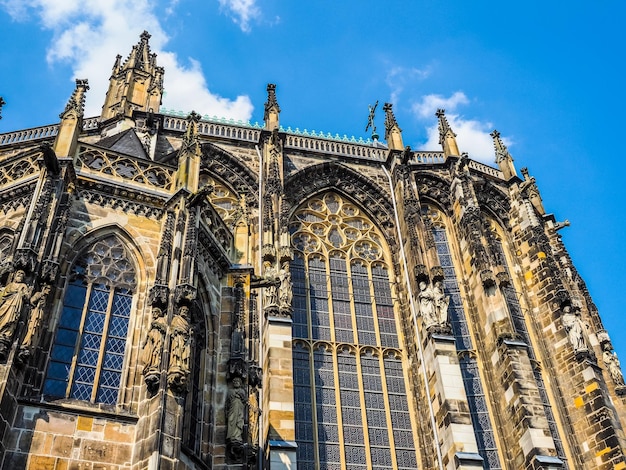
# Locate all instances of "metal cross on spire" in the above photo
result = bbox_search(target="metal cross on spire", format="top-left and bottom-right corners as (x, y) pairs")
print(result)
(365, 100), (379, 141)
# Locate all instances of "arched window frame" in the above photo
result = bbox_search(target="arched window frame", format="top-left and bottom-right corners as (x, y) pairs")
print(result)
(42, 232), (140, 407)
(290, 192), (419, 470)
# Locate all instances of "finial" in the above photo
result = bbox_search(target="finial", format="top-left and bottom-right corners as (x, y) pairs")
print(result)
(383, 102), (399, 132)
(491, 130), (517, 180)
(182, 111), (201, 149)
(490, 130), (511, 163)
(60, 79), (89, 119)
(0, 97), (5, 120)
(140, 31), (151, 42)
(383, 102), (403, 151)
(264, 83), (281, 131)
(366, 101), (379, 141)
(436, 109), (456, 141)
(436, 108), (460, 157)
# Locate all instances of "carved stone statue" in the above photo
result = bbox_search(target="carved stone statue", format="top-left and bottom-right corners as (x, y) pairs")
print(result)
(167, 305), (192, 392)
(278, 262), (293, 314)
(141, 307), (168, 389)
(433, 280), (450, 326)
(561, 305), (587, 355)
(263, 261), (279, 308)
(418, 281), (437, 329)
(18, 284), (51, 361)
(226, 376), (247, 444)
(603, 350), (625, 387)
(0, 270), (32, 358)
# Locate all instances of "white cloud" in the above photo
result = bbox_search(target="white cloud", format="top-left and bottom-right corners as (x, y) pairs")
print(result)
(1, 0), (253, 121)
(218, 0), (260, 33)
(413, 92), (511, 164)
(412, 91), (469, 118)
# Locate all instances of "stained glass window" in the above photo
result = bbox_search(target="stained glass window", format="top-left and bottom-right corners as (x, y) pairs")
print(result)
(43, 235), (136, 405)
(291, 192), (418, 469)
(427, 210), (503, 469)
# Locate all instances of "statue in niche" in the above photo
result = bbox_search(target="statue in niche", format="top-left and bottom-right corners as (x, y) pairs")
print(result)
(226, 376), (247, 444)
(18, 284), (51, 361)
(0, 270), (32, 358)
(141, 307), (168, 389)
(167, 305), (192, 392)
(278, 262), (293, 314)
(418, 281), (437, 328)
(603, 350), (625, 387)
(263, 261), (279, 308)
(433, 280), (450, 327)
(561, 305), (588, 355)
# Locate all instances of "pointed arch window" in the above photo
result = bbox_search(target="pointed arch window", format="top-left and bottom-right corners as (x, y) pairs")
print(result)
(43, 235), (136, 405)
(290, 192), (418, 470)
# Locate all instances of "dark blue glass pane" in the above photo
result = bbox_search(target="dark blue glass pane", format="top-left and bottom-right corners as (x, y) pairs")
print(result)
(64, 284), (87, 309)
(51, 344), (75, 362)
(59, 306), (83, 329)
(46, 361), (70, 380)
(55, 328), (78, 347)
(43, 379), (67, 398)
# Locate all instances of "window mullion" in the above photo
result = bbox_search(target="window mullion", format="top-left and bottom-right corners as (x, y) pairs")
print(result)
(66, 282), (92, 398)
(91, 287), (115, 402)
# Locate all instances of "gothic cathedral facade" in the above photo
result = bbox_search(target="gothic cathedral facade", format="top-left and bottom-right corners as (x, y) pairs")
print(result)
(0, 32), (624, 470)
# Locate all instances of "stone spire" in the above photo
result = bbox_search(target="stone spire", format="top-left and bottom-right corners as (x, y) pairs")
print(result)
(175, 111), (202, 193)
(0, 97), (5, 120)
(491, 130), (517, 180)
(264, 83), (281, 131)
(383, 102), (403, 151)
(436, 108), (460, 157)
(53, 79), (89, 157)
(100, 31), (164, 122)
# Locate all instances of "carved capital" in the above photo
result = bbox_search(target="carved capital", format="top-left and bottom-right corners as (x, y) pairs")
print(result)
(430, 265), (444, 282)
(174, 283), (196, 304)
(149, 284), (169, 308)
(480, 269), (497, 289)
(13, 248), (37, 273)
(262, 243), (276, 262)
(40, 260), (60, 283)
(414, 264), (429, 284)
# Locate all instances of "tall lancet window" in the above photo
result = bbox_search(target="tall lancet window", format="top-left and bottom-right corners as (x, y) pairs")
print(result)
(44, 235), (136, 405)
(290, 192), (418, 470)
(424, 205), (503, 469)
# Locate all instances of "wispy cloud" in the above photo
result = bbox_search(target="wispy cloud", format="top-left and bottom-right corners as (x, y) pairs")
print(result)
(412, 92), (510, 164)
(218, 0), (260, 33)
(385, 65), (430, 104)
(0, 0), (254, 121)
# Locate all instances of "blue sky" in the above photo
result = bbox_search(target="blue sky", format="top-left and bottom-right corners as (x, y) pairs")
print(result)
(1, 1), (625, 363)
